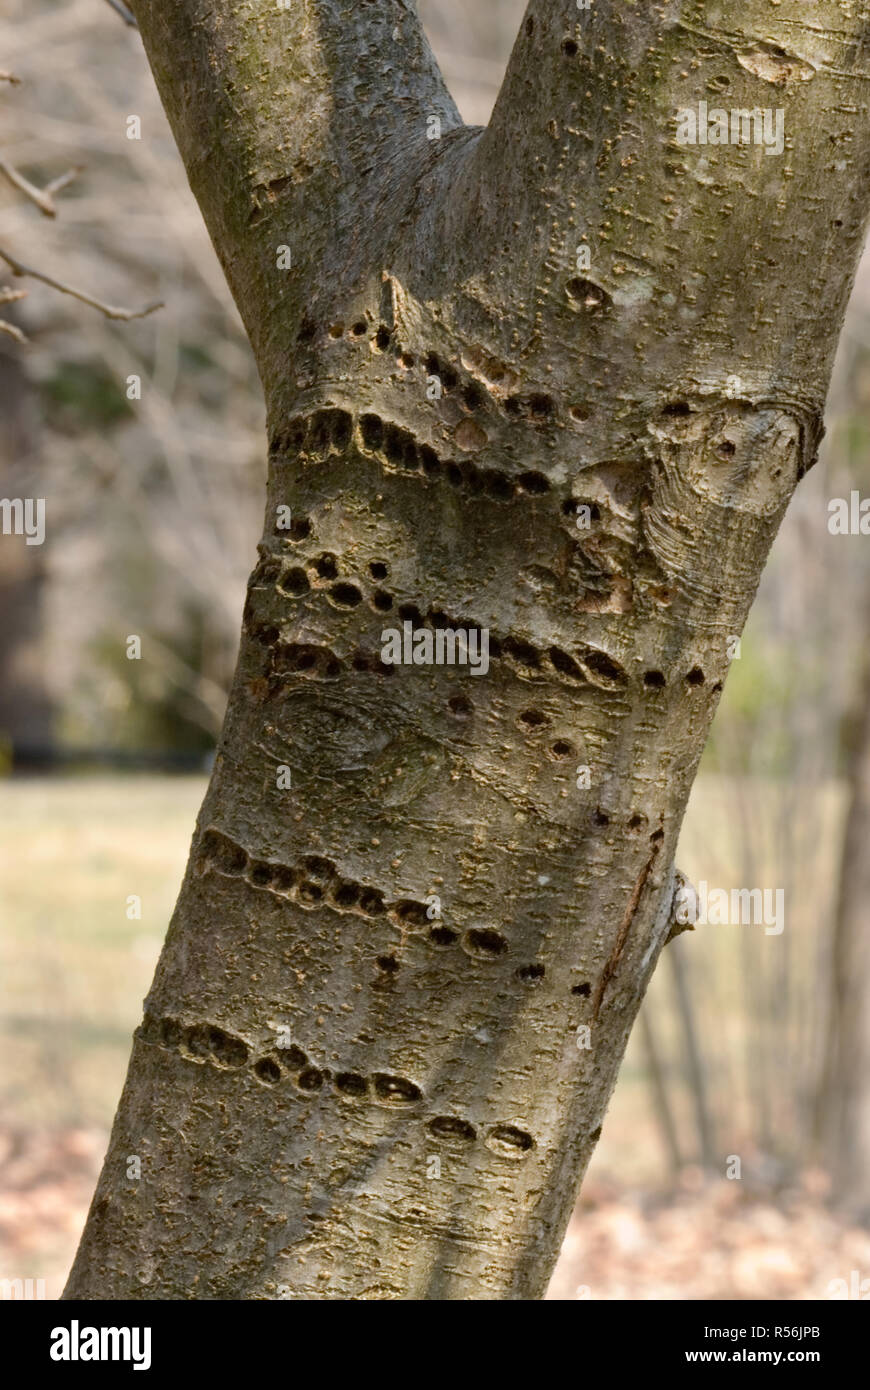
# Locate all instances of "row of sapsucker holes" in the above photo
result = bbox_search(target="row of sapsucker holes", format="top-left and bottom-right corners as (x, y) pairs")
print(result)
(246, 565), (635, 693)
(200, 829), (597, 997)
(249, 549), (709, 696)
(298, 312), (578, 430)
(268, 406), (552, 500)
(138, 1011), (536, 1157)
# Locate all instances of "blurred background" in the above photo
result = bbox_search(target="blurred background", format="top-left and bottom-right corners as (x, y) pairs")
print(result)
(2, 0), (870, 1300)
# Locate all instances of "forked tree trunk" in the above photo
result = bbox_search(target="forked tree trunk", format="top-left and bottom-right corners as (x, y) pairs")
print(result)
(66, 1), (870, 1298)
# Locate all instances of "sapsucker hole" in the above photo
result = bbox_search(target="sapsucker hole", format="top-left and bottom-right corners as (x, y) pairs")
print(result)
(571, 982), (591, 997)
(518, 708), (549, 730)
(549, 647), (584, 681)
(465, 927), (508, 957)
(373, 1073), (422, 1104)
(644, 670), (666, 689)
(686, 667), (705, 685)
(278, 567), (310, 598)
(335, 1071), (368, 1097)
(330, 582), (362, 607)
(429, 925), (458, 946)
(255, 1058), (282, 1085)
(518, 470), (551, 494)
(297, 1066), (324, 1091)
(393, 899), (430, 928)
(549, 740), (576, 760)
(516, 963), (545, 984)
(429, 1116), (477, 1142)
(369, 560), (389, 580)
(487, 1124), (535, 1155)
(561, 38), (578, 57)
(314, 553), (338, 579)
(375, 324), (391, 350)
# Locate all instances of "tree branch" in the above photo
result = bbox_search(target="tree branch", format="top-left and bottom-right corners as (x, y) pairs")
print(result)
(127, 0), (462, 372)
(439, 0), (870, 424)
(0, 246), (163, 321)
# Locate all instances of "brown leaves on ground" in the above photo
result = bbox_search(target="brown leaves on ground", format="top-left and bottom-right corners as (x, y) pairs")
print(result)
(1, 1127), (868, 1301)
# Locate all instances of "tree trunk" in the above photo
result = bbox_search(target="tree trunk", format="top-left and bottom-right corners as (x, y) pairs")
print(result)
(65, 1), (870, 1298)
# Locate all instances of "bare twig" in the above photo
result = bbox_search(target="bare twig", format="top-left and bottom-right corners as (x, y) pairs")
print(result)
(0, 159), (82, 217)
(0, 245), (162, 321)
(0, 319), (27, 343)
(0, 71), (21, 85)
(0, 286), (27, 305)
(103, 0), (138, 27)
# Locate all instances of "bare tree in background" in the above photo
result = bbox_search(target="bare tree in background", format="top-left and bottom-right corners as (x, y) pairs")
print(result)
(62, 1), (870, 1299)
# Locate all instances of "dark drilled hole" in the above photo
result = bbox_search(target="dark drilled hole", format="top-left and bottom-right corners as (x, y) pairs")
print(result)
(330, 582), (362, 607)
(550, 739), (575, 759)
(561, 37), (578, 57)
(373, 1073), (422, 1104)
(297, 1066), (324, 1091)
(359, 888), (386, 917)
(335, 1071), (368, 1097)
(549, 647), (584, 681)
(583, 649), (627, 684)
(487, 1123), (535, 1154)
(465, 927), (508, 957)
(279, 1044), (308, 1071)
(331, 881), (360, 909)
(208, 1028), (249, 1068)
(393, 899), (430, 929)
(518, 470), (550, 494)
(278, 567), (310, 597)
(429, 1116), (477, 1143)
(375, 324), (391, 350)
(360, 413), (384, 450)
(429, 925), (458, 946)
(314, 553), (338, 580)
(644, 670), (666, 689)
(503, 636), (540, 669)
(571, 982), (591, 997)
(369, 560), (389, 580)
(254, 1057), (282, 1085)
(516, 963), (545, 984)
(201, 829), (247, 875)
(248, 860), (274, 887)
(518, 708), (549, 730)
(376, 953), (399, 973)
(686, 666), (705, 686)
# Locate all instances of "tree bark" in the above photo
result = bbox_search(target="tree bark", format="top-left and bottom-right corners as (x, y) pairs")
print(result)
(65, 1), (870, 1298)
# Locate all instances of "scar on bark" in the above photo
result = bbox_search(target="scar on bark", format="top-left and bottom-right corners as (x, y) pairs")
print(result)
(592, 837), (662, 1021)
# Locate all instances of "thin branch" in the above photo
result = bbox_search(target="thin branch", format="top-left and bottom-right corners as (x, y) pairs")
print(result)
(0, 319), (27, 344)
(0, 71), (21, 85)
(103, 0), (138, 26)
(0, 159), (83, 217)
(0, 245), (163, 322)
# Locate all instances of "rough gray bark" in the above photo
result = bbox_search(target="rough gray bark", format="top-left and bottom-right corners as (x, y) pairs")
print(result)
(66, 1), (870, 1298)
